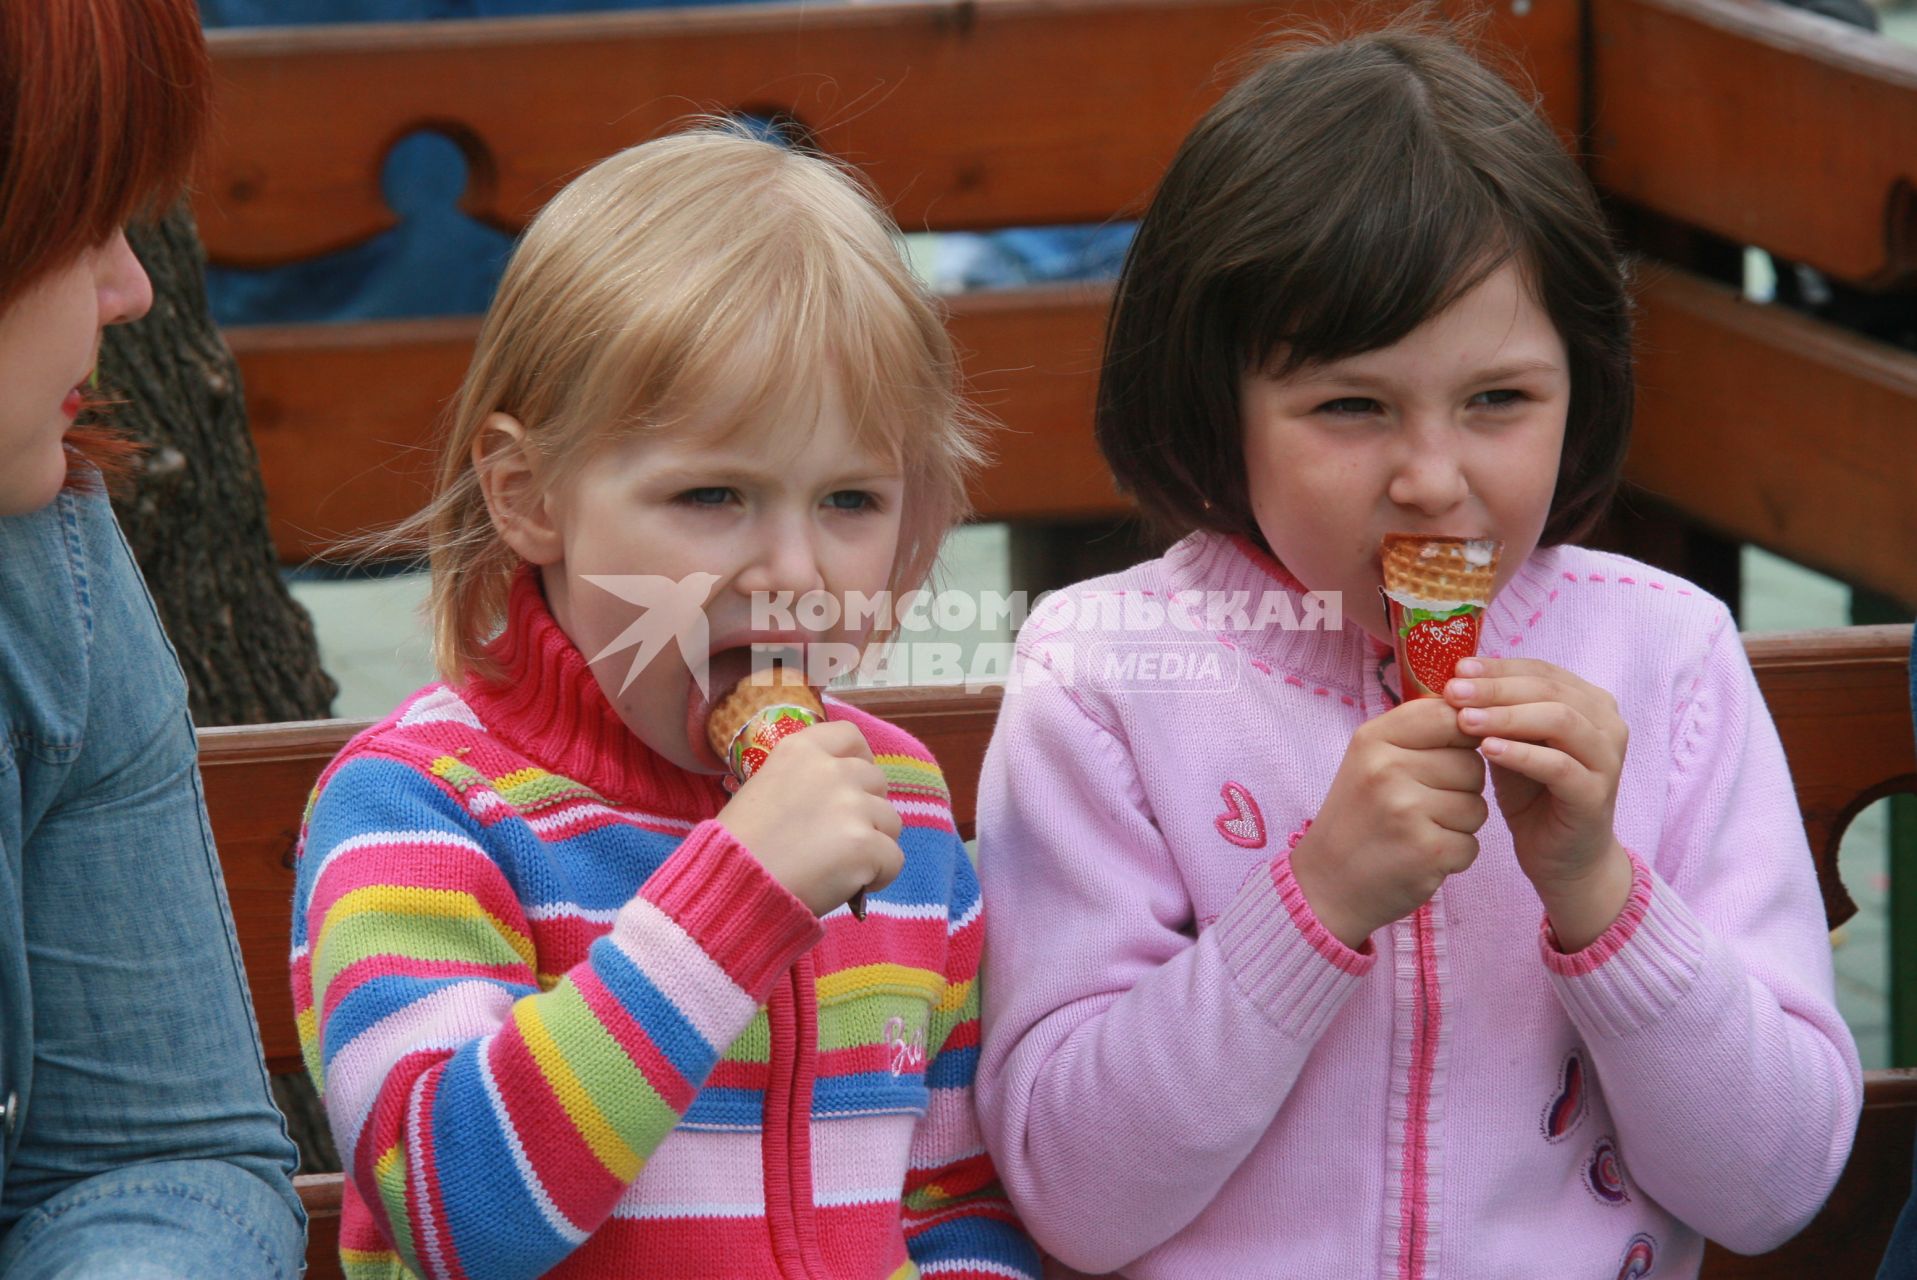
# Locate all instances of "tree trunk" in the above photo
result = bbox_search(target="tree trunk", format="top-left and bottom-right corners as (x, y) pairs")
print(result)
(100, 205), (340, 725)
(98, 202), (341, 1173)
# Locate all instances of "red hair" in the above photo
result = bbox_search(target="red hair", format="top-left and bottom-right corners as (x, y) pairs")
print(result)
(0, 0), (210, 492)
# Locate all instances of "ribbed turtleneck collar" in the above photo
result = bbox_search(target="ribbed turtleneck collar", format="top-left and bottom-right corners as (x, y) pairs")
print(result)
(1161, 531), (1392, 698)
(460, 566), (728, 817)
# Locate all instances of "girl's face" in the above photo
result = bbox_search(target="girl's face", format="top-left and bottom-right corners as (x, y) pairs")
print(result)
(0, 232), (154, 516)
(1240, 260), (1569, 644)
(517, 370), (906, 774)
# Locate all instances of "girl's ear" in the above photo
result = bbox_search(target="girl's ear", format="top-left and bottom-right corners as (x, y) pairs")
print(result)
(473, 412), (564, 565)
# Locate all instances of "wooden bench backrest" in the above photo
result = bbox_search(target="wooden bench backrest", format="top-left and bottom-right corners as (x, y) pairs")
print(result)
(198, 2), (1917, 606)
(191, 0), (1552, 566)
(202, 625), (1915, 1277)
(1591, 0), (1917, 288)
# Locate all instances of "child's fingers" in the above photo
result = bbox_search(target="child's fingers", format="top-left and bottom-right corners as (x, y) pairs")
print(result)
(860, 827), (907, 893)
(1427, 789), (1490, 836)
(1457, 655), (1596, 689)
(1403, 743), (1486, 795)
(839, 755), (890, 799)
(1449, 659), (1617, 723)
(1378, 696), (1483, 751)
(1427, 826), (1481, 876)
(1445, 673), (1564, 713)
(866, 793), (904, 841)
(1456, 701), (1619, 775)
(804, 721), (876, 763)
(1479, 736), (1604, 805)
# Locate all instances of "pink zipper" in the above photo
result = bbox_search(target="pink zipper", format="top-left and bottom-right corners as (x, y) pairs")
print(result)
(763, 953), (822, 1278)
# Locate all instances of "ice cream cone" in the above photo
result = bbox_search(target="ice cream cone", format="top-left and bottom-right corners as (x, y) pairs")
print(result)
(704, 665), (866, 920)
(1379, 534), (1502, 700)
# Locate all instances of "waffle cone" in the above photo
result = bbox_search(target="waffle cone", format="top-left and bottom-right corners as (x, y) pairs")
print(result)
(1380, 534), (1501, 608)
(704, 665), (824, 767)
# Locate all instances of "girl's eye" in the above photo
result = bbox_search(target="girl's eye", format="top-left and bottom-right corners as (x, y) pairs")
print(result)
(1470, 389), (1525, 409)
(676, 487), (736, 507)
(824, 490), (879, 513)
(1317, 397), (1380, 417)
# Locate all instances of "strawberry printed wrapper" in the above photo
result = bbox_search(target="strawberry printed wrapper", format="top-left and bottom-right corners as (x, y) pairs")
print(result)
(722, 699), (867, 920)
(1382, 589), (1484, 701)
(725, 703), (824, 781)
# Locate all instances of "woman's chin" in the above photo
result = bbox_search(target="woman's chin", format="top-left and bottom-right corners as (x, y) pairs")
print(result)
(0, 445), (68, 517)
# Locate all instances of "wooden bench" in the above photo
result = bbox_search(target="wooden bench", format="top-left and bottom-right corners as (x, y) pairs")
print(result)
(199, 624), (1916, 1278)
(195, 1), (1917, 604)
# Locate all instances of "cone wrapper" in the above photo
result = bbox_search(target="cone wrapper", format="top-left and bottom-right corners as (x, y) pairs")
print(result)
(1379, 534), (1502, 701)
(704, 667), (864, 919)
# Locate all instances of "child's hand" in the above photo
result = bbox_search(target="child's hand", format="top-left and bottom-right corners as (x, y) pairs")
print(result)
(717, 722), (905, 917)
(1443, 657), (1633, 951)
(1289, 698), (1488, 949)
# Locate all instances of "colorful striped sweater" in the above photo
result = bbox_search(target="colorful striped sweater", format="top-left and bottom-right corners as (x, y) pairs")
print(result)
(291, 573), (1040, 1279)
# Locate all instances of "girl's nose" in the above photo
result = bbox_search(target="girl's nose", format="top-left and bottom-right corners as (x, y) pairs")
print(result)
(95, 231), (154, 329)
(1386, 420), (1471, 516)
(732, 518), (827, 600)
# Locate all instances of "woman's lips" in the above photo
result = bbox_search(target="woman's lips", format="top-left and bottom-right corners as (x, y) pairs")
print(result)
(60, 388), (84, 420)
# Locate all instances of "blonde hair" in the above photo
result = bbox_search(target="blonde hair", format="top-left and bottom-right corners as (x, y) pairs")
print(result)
(415, 125), (983, 684)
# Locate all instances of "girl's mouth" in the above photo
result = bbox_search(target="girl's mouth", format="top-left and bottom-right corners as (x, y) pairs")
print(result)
(683, 643), (810, 773)
(60, 387), (84, 421)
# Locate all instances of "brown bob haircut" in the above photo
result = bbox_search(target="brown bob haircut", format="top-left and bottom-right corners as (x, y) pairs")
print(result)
(0, 0), (211, 488)
(1096, 22), (1633, 549)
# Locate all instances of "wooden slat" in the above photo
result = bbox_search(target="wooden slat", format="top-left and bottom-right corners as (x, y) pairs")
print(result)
(294, 1175), (345, 1280)
(207, 0), (1581, 562)
(244, 267), (1917, 607)
(1591, 0), (1917, 285)
(200, 717), (363, 1076)
(1747, 625), (1917, 928)
(198, 0), (1578, 267)
(233, 286), (1122, 565)
(1626, 267), (1917, 605)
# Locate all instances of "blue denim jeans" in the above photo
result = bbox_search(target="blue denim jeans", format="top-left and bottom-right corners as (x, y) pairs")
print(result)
(0, 487), (304, 1277)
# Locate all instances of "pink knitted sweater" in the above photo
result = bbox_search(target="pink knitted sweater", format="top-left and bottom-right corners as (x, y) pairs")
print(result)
(974, 531), (1860, 1280)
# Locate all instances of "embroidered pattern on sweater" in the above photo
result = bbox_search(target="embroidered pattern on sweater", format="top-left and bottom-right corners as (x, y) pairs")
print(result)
(1214, 781), (1267, 848)
(882, 1014), (930, 1076)
(1586, 1136), (1630, 1205)
(1541, 1050), (1588, 1143)
(1615, 1232), (1656, 1278)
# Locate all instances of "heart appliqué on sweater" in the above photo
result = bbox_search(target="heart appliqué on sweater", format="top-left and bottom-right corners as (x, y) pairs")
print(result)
(1214, 781), (1267, 849)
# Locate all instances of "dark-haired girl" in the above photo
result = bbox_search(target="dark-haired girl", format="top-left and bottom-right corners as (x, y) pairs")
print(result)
(975, 25), (1859, 1279)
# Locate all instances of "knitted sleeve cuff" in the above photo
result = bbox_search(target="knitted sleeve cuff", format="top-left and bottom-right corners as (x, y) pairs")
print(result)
(1539, 850), (1710, 1037)
(633, 818), (824, 1003)
(1211, 830), (1373, 1042)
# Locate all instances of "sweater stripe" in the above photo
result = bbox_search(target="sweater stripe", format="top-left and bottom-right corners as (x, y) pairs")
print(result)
(295, 654), (1036, 1277)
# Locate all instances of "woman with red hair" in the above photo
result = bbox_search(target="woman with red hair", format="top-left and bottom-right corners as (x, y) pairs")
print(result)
(0, 2), (303, 1274)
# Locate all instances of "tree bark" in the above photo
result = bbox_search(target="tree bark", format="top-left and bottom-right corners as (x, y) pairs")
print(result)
(99, 204), (340, 726)
(97, 202), (341, 1172)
